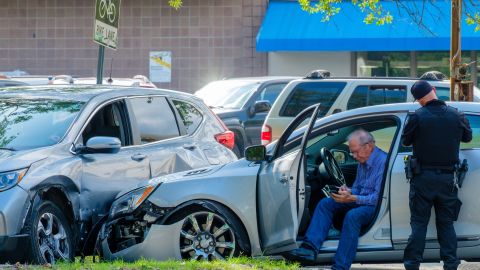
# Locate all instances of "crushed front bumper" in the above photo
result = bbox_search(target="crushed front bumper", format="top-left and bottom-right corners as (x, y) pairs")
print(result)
(100, 219), (184, 261)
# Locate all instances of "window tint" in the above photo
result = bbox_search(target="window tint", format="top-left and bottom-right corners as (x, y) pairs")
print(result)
(347, 85), (407, 110)
(461, 115), (480, 149)
(436, 87), (450, 101)
(172, 99), (203, 135)
(281, 82), (346, 117)
(255, 83), (287, 105)
(129, 96), (179, 144)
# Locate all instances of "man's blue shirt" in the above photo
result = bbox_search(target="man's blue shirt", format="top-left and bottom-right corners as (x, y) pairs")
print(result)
(351, 146), (387, 206)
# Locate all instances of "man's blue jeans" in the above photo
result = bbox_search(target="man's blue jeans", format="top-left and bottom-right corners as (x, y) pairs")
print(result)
(304, 198), (376, 270)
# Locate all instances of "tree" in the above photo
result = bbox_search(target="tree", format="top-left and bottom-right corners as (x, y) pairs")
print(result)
(297, 0), (480, 31)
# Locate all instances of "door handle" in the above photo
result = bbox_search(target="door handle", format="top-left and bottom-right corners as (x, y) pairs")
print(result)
(131, 153), (147, 161)
(183, 144), (197, 151)
(280, 175), (289, 184)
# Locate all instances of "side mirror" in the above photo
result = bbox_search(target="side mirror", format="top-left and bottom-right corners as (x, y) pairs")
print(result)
(249, 100), (271, 117)
(80, 136), (121, 154)
(254, 100), (271, 113)
(245, 145), (266, 162)
(331, 149), (348, 164)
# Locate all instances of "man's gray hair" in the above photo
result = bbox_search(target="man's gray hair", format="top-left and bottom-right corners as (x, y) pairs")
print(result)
(347, 129), (375, 145)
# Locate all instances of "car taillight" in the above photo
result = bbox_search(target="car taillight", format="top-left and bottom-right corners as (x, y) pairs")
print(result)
(261, 124), (272, 145)
(215, 130), (235, 150)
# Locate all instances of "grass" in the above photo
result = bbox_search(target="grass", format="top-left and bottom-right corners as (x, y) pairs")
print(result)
(6, 257), (300, 270)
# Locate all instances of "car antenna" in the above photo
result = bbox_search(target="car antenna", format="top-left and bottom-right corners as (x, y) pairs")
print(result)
(107, 58), (113, 84)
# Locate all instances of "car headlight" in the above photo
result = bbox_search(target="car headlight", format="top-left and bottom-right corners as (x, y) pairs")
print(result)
(110, 185), (156, 218)
(0, 169), (28, 191)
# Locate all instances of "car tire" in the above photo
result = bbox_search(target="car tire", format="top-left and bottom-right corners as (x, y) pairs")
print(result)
(24, 201), (75, 264)
(175, 204), (249, 260)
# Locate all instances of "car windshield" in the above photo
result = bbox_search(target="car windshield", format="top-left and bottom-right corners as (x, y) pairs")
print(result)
(0, 98), (84, 150)
(195, 80), (260, 109)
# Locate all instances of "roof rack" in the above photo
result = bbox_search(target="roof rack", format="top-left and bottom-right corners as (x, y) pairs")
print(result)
(419, 71), (447, 81)
(305, 69), (331, 79)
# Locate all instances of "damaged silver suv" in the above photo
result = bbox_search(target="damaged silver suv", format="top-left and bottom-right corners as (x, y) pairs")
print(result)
(0, 85), (236, 264)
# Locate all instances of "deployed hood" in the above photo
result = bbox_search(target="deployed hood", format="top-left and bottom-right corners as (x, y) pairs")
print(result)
(114, 158), (258, 199)
(0, 147), (53, 172)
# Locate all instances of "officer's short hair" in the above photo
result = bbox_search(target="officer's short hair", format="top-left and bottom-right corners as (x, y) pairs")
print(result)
(348, 129), (375, 145)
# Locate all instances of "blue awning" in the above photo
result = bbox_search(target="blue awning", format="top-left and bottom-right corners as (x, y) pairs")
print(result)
(256, 0), (480, 51)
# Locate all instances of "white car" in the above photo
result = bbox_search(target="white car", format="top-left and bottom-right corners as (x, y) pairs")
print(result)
(98, 101), (480, 264)
(262, 70), (480, 144)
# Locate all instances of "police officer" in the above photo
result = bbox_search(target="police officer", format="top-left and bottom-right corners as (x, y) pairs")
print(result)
(402, 80), (472, 270)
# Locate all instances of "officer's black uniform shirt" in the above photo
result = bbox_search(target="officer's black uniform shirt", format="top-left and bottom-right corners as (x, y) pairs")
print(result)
(402, 99), (472, 167)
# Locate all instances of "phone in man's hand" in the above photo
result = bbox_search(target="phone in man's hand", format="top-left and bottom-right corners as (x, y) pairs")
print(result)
(321, 185), (340, 198)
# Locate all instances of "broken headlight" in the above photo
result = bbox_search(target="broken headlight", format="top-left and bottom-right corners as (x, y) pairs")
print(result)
(110, 184), (157, 218)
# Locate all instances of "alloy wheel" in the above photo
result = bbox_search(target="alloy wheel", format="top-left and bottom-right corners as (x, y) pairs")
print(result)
(179, 211), (236, 260)
(37, 212), (70, 264)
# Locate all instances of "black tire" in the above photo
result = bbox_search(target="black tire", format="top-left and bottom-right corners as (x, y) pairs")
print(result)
(25, 201), (74, 264)
(175, 205), (249, 260)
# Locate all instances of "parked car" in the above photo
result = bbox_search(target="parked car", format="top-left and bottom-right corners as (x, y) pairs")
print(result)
(0, 85), (237, 264)
(98, 101), (480, 263)
(195, 77), (298, 157)
(48, 75), (157, 88)
(0, 79), (28, 87)
(262, 70), (480, 144)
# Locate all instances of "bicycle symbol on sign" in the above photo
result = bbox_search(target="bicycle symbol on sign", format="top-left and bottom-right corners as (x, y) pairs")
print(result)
(98, 0), (116, 24)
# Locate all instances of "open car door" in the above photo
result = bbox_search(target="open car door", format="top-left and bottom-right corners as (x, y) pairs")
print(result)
(257, 104), (321, 254)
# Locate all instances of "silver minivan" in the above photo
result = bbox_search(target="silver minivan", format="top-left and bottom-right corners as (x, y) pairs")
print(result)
(0, 85), (236, 264)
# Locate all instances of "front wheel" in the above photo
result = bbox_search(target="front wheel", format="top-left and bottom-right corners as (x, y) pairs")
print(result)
(178, 210), (247, 260)
(26, 201), (75, 264)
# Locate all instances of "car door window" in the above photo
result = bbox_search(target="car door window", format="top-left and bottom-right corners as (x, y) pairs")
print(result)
(280, 82), (346, 117)
(398, 114), (479, 153)
(82, 101), (129, 146)
(435, 87), (450, 101)
(172, 99), (203, 135)
(129, 96), (180, 144)
(255, 83), (287, 105)
(461, 114), (480, 149)
(347, 85), (407, 110)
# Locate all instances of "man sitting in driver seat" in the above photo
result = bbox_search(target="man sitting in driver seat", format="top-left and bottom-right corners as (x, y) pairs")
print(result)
(285, 129), (387, 270)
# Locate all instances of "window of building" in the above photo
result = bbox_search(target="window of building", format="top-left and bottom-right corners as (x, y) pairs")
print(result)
(280, 82), (346, 117)
(357, 52), (410, 77)
(129, 96), (180, 144)
(172, 99), (203, 135)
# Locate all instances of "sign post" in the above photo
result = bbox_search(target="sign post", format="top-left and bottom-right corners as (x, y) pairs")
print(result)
(93, 0), (121, 84)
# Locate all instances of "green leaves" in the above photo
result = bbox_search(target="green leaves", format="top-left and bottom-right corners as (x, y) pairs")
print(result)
(168, 0), (182, 10)
(298, 0), (393, 25)
(466, 12), (480, 32)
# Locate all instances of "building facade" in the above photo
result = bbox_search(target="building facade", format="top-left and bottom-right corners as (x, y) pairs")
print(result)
(0, 0), (268, 92)
(257, 0), (480, 87)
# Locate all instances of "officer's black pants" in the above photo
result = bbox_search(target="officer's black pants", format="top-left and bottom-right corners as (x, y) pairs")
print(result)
(403, 170), (460, 270)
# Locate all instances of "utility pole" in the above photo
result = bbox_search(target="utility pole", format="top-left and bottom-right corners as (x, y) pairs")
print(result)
(450, 0), (473, 101)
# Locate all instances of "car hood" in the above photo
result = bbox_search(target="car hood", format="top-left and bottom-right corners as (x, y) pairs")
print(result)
(211, 108), (242, 118)
(0, 147), (53, 172)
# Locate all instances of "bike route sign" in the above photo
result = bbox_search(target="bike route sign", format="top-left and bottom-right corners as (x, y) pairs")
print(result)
(93, 0), (120, 49)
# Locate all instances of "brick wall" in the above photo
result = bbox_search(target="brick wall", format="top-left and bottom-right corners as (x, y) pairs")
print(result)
(0, 0), (268, 92)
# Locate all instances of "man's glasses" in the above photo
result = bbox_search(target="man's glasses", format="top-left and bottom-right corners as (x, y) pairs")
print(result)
(349, 142), (370, 157)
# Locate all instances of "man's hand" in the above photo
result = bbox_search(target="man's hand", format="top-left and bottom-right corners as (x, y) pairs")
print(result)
(339, 184), (351, 193)
(331, 191), (356, 203)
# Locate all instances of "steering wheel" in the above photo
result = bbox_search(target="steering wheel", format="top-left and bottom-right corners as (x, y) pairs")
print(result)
(319, 147), (346, 186)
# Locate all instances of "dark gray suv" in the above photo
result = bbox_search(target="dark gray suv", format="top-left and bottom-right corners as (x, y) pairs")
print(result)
(0, 85), (236, 264)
